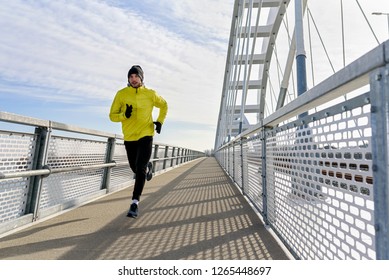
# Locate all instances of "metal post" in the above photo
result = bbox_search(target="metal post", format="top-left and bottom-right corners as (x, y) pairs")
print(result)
(171, 147), (176, 167)
(163, 146), (169, 169)
(225, 146), (228, 174)
(153, 144), (159, 173)
(240, 139), (245, 194)
(370, 65), (389, 259)
(232, 143), (236, 182)
(261, 128), (268, 225)
(176, 148), (180, 165)
(102, 137), (116, 193)
(26, 126), (51, 221)
(181, 149), (185, 164)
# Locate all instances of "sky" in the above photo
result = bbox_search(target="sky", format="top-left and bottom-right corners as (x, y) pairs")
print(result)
(0, 0), (234, 152)
(0, 0), (388, 152)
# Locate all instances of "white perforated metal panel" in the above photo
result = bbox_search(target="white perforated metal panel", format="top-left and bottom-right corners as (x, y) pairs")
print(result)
(243, 136), (263, 211)
(0, 132), (35, 173)
(39, 136), (107, 209)
(234, 144), (242, 188)
(47, 136), (106, 169)
(266, 103), (374, 259)
(110, 143), (133, 190)
(0, 132), (35, 222)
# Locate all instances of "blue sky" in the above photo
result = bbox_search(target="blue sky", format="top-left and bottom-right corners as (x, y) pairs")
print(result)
(0, 0), (388, 151)
(0, 0), (234, 151)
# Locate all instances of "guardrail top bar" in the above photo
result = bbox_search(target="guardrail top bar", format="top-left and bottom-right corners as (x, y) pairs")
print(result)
(0, 111), (117, 138)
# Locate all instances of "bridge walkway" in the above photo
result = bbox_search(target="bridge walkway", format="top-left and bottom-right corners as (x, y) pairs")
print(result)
(0, 157), (288, 260)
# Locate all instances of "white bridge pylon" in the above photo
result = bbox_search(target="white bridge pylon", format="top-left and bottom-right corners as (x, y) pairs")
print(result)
(215, 0), (295, 149)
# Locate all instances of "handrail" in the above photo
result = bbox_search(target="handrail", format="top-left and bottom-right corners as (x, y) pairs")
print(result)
(0, 153), (202, 180)
(0, 163), (116, 180)
(0, 111), (117, 138)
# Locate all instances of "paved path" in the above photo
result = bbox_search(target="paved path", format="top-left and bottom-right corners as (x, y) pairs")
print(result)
(0, 157), (289, 260)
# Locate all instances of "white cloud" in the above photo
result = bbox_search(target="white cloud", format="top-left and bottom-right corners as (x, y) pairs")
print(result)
(1, 0), (386, 151)
(0, 0), (232, 134)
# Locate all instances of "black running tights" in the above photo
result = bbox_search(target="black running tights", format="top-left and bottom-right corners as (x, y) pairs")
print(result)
(124, 136), (153, 201)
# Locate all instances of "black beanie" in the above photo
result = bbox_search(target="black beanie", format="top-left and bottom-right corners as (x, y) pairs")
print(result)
(128, 65), (144, 81)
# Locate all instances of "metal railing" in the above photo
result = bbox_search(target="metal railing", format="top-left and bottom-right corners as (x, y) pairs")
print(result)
(0, 112), (204, 235)
(215, 40), (389, 259)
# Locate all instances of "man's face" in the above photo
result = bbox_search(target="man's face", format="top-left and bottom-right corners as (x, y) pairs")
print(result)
(129, 74), (142, 88)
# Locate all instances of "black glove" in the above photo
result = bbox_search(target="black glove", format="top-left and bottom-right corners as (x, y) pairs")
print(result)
(125, 104), (133, 118)
(153, 121), (162, 134)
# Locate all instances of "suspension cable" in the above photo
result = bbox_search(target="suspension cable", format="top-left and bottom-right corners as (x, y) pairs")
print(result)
(283, 10), (296, 104)
(307, 7), (315, 87)
(355, 0), (381, 45)
(340, 0), (346, 67)
(273, 43), (283, 90)
(307, 8), (335, 73)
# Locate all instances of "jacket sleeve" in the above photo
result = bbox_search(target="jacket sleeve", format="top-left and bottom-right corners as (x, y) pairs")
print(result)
(154, 93), (168, 124)
(109, 92), (126, 122)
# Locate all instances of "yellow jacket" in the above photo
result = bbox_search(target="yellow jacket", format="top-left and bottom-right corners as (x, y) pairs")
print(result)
(109, 85), (168, 141)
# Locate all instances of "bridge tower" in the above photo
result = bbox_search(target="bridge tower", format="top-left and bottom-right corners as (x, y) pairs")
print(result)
(215, 0), (293, 149)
